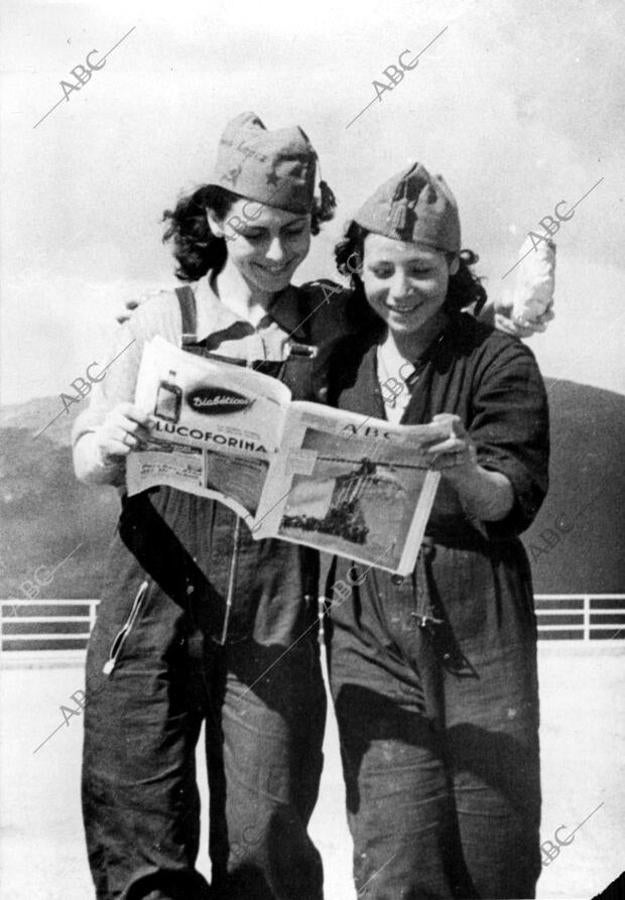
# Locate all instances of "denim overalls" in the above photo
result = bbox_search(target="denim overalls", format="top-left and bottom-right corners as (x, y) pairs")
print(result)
(82, 284), (335, 900)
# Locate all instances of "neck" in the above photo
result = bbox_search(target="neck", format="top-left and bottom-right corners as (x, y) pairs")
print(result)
(381, 309), (448, 361)
(212, 262), (274, 325)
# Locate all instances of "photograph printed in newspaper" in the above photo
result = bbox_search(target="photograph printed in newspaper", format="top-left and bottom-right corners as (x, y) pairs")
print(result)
(127, 336), (452, 574)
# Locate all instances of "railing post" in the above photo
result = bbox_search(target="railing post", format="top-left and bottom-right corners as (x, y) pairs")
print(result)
(89, 599), (97, 634)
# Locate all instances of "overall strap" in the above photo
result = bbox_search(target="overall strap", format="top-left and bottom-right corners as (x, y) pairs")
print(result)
(175, 285), (198, 345)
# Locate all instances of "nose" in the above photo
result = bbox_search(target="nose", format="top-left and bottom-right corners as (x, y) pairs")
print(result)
(265, 235), (286, 264)
(389, 270), (410, 300)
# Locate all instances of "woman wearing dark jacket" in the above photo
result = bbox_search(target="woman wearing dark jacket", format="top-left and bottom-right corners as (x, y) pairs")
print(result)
(322, 163), (550, 899)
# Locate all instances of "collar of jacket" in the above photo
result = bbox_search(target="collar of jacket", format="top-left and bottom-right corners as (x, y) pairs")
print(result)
(192, 278), (310, 343)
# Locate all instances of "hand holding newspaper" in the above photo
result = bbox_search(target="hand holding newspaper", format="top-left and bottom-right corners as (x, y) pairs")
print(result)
(127, 336), (451, 575)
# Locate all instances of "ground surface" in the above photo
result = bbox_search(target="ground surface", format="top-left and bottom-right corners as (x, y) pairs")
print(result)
(1, 646), (623, 900)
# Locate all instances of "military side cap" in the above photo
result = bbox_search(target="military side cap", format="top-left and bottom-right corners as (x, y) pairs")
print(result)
(354, 162), (461, 252)
(208, 112), (317, 214)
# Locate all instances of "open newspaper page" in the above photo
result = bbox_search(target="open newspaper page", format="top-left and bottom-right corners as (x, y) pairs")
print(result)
(126, 336), (291, 526)
(253, 402), (451, 575)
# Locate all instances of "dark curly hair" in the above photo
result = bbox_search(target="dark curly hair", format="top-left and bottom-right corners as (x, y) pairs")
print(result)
(333, 220), (488, 333)
(162, 182), (337, 282)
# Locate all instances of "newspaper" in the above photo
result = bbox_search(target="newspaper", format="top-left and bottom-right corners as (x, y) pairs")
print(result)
(127, 336), (451, 575)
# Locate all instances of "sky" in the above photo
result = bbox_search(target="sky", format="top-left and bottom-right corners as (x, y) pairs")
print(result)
(1, 0), (624, 405)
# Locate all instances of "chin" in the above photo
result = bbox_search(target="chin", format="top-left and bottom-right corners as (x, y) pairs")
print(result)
(252, 264), (297, 290)
(386, 314), (426, 332)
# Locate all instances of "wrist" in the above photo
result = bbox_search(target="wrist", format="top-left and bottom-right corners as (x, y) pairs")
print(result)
(446, 465), (514, 522)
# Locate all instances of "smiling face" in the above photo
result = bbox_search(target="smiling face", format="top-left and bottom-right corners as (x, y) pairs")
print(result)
(361, 233), (459, 342)
(208, 198), (311, 295)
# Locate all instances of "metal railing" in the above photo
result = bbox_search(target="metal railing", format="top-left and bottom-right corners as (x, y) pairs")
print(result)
(535, 594), (625, 642)
(1, 595), (624, 659)
(0, 599), (99, 661)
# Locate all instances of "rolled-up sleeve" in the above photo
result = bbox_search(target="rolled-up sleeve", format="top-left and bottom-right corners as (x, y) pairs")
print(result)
(470, 338), (550, 538)
(72, 290), (183, 484)
(71, 322), (144, 485)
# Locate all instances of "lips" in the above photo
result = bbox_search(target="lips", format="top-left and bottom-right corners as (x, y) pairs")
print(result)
(256, 261), (293, 275)
(385, 301), (420, 313)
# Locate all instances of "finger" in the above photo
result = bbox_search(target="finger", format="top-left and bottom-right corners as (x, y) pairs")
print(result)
(431, 413), (460, 426)
(125, 406), (154, 428)
(428, 452), (461, 470)
(425, 436), (464, 454)
(110, 439), (133, 456)
(425, 414), (461, 444)
(112, 407), (153, 431)
(99, 439), (131, 461)
(106, 426), (144, 451)
(117, 418), (153, 442)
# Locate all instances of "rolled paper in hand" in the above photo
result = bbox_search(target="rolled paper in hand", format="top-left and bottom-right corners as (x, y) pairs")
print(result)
(510, 237), (556, 332)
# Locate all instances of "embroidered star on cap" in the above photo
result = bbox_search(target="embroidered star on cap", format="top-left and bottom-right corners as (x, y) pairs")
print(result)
(209, 112), (317, 214)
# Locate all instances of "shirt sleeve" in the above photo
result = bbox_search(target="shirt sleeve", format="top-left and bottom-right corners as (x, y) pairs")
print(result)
(71, 322), (143, 485)
(71, 292), (181, 485)
(470, 336), (550, 538)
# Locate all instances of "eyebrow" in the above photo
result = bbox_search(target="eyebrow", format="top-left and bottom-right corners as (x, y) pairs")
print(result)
(238, 217), (307, 231)
(368, 256), (436, 264)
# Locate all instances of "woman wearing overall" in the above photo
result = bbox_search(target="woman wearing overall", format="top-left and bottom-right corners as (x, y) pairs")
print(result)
(72, 112), (339, 900)
(323, 164), (550, 899)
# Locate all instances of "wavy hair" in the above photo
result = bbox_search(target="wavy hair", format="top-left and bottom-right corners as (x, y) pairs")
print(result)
(162, 183), (337, 282)
(334, 220), (488, 333)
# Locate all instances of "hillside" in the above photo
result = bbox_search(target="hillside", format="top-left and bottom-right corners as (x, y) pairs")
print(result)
(525, 379), (625, 593)
(0, 380), (624, 598)
(0, 397), (119, 598)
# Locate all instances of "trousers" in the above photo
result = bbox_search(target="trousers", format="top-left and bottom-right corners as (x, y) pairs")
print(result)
(327, 548), (541, 900)
(83, 586), (325, 900)
(82, 491), (326, 900)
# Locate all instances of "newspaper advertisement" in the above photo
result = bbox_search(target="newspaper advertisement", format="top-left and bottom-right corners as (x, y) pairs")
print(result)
(127, 336), (450, 574)
(126, 335), (290, 525)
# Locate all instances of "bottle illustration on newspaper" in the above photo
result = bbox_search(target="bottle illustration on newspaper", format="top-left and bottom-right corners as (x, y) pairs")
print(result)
(154, 368), (183, 423)
(127, 336), (452, 575)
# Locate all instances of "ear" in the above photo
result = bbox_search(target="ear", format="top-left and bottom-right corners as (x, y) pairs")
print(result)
(448, 254), (460, 276)
(206, 209), (225, 238)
